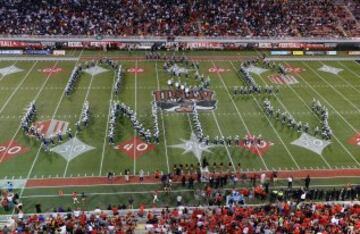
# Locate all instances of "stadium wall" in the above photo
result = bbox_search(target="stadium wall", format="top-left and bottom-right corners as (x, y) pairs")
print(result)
(0, 36), (359, 51)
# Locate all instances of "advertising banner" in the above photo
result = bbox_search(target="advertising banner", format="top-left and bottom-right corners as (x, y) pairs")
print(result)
(67, 41), (83, 48)
(186, 42), (223, 49)
(53, 50), (66, 56)
(326, 51), (337, 55)
(89, 41), (110, 47)
(304, 51), (326, 55)
(270, 51), (290, 55)
(348, 51), (360, 55)
(0, 50), (23, 55)
(258, 42), (272, 49)
(0, 40), (42, 48)
(24, 49), (51, 55)
(292, 51), (304, 56)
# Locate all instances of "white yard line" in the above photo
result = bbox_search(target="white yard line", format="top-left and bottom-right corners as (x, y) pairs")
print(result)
(0, 61), (52, 164)
(98, 71), (117, 176)
(0, 62), (38, 115)
(63, 72), (95, 177)
(320, 61), (360, 98)
(303, 62), (360, 115)
(337, 61), (360, 83)
(154, 62), (170, 173)
(133, 61), (138, 175)
(340, 61), (360, 81)
(252, 62), (332, 169)
(294, 63), (360, 167)
(192, 60), (236, 171)
(210, 111), (237, 172)
(211, 61), (269, 171)
(229, 61), (301, 170)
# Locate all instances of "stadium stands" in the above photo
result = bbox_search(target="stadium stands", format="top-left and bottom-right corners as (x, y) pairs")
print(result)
(0, 0), (358, 37)
(0, 202), (359, 233)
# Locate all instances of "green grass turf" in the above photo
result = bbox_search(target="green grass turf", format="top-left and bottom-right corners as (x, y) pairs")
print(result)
(0, 56), (360, 177)
(0, 52), (359, 213)
(1, 176), (356, 214)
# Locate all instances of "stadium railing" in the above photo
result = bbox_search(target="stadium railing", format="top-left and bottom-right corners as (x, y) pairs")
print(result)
(0, 35), (359, 43)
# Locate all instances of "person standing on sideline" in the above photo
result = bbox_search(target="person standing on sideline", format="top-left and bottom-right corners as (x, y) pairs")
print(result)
(152, 191), (159, 205)
(139, 169), (144, 183)
(124, 169), (130, 183)
(260, 173), (266, 185)
(287, 176), (293, 189)
(107, 171), (114, 183)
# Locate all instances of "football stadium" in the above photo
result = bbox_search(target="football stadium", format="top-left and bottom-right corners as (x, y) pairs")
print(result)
(0, 0), (359, 233)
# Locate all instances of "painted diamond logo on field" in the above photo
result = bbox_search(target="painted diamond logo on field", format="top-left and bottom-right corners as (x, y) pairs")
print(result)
(239, 134), (273, 157)
(169, 133), (216, 163)
(291, 133), (331, 156)
(269, 74), (299, 85)
(32, 119), (69, 138)
(318, 65), (343, 75)
(244, 65), (268, 75)
(50, 137), (95, 161)
(0, 140), (30, 163)
(284, 64), (305, 74)
(114, 137), (155, 159)
(38, 67), (63, 74)
(127, 67), (144, 74)
(83, 65), (109, 76)
(348, 133), (360, 147)
(208, 67), (230, 73)
(0, 65), (23, 76)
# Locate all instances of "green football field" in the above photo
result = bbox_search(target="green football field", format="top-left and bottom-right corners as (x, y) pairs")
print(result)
(0, 50), (360, 183)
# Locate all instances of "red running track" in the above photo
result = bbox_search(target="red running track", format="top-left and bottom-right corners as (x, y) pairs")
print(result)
(25, 169), (360, 188)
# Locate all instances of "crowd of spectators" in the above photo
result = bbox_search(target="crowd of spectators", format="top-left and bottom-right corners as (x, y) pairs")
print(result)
(1, 208), (137, 233)
(0, 0), (358, 37)
(1, 201), (359, 233)
(144, 202), (360, 233)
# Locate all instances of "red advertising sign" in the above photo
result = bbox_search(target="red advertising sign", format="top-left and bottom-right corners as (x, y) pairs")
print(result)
(0, 40), (42, 48)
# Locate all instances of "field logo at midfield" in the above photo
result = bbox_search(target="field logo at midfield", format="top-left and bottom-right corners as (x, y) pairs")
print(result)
(127, 67), (144, 74)
(348, 133), (360, 146)
(284, 64), (304, 74)
(114, 137), (155, 159)
(0, 65), (23, 76)
(50, 137), (95, 161)
(0, 140), (30, 163)
(269, 74), (299, 85)
(208, 67), (230, 73)
(169, 133), (216, 163)
(243, 65), (268, 75)
(153, 90), (217, 112)
(38, 67), (63, 74)
(318, 65), (343, 75)
(239, 134), (273, 157)
(83, 65), (109, 76)
(32, 119), (69, 138)
(291, 133), (331, 156)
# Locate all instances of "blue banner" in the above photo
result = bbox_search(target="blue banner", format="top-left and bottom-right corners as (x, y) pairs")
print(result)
(24, 49), (51, 55)
(270, 51), (290, 55)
